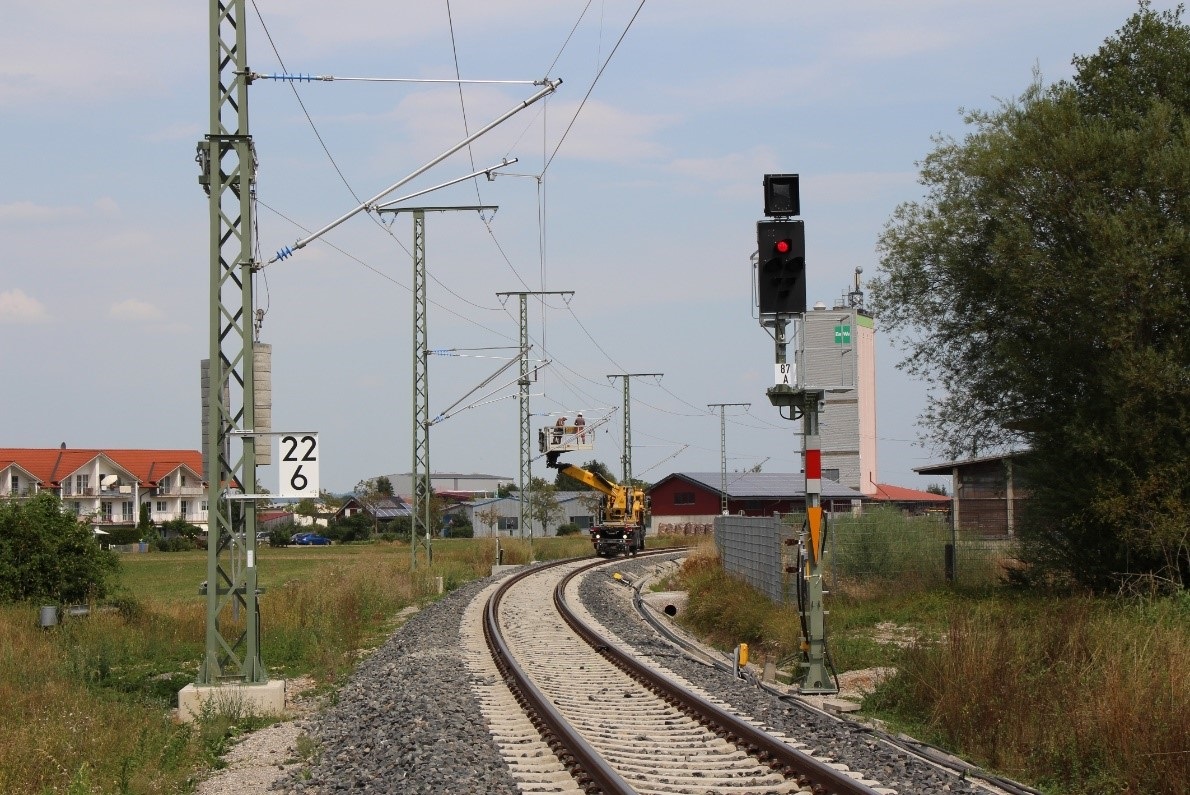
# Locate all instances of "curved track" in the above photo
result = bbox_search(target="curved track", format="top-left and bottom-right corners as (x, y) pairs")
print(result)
(471, 554), (886, 795)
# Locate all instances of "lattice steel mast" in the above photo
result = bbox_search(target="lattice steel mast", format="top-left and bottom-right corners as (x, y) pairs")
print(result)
(606, 374), (661, 517)
(497, 291), (572, 537)
(707, 402), (750, 515)
(197, 0), (263, 684)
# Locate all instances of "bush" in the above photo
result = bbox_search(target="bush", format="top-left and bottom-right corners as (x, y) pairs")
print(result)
(0, 493), (118, 603)
(268, 528), (289, 548)
(325, 513), (372, 544)
(555, 523), (582, 537)
(444, 515), (473, 538)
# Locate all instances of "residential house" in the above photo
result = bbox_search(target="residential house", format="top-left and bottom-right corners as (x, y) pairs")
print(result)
(0, 445), (209, 532)
(334, 495), (412, 525)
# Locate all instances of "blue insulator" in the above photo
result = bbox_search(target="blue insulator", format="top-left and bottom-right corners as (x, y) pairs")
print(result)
(275, 246), (293, 261)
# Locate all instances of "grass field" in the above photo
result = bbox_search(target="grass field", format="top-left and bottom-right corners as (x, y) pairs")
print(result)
(0, 536), (597, 794)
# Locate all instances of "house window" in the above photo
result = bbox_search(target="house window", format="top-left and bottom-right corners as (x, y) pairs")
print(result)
(72, 502), (81, 515)
(180, 474), (187, 488)
(101, 502), (113, 521)
(76, 474), (90, 495)
(200, 501), (208, 512)
(673, 491), (696, 505)
(10, 474), (18, 493)
(498, 516), (518, 531)
(572, 515), (593, 529)
(180, 501), (189, 518)
(122, 502), (133, 521)
(155, 501), (166, 514)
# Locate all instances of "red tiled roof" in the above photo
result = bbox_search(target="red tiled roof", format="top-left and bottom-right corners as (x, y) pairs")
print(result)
(0, 447), (204, 487)
(869, 483), (950, 503)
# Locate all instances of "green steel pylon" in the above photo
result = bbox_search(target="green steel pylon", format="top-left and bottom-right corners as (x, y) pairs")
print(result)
(198, 0), (264, 685)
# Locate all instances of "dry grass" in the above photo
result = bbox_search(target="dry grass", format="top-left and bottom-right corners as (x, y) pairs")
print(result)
(674, 543), (1190, 795)
(875, 595), (1190, 794)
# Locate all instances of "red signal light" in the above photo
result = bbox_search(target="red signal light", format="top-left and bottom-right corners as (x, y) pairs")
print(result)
(775, 239), (792, 254)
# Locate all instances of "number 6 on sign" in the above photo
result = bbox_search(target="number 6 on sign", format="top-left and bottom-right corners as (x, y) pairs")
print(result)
(278, 433), (319, 498)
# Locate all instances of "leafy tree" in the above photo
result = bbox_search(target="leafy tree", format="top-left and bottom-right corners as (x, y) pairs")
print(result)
(318, 489), (344, 511)
(870, 4), (1190, 589)
(0, 492), (118, 603)
(528, 478), (564, 537)
(926, 483), (949, 497)
(497, 482), (516, 498)
(374, 476), (394, 497)
(294, 497), (318, 517)
(476, 506), (502, 536)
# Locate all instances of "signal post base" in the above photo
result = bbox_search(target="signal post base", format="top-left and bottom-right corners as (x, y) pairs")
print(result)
(177, 679), (286, 723)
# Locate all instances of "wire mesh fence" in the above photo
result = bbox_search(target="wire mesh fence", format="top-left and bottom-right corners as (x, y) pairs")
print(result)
(714, 507), (1022, 604)
(826, 507), (1019, 596)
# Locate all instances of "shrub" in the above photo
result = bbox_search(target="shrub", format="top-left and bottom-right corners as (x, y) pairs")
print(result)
(555, 523), (582, 537)
(0, 492), (118, 603)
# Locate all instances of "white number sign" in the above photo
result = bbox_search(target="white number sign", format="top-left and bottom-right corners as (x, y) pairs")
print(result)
(774, 362), (795, 387)
(278, 433), (319, 498)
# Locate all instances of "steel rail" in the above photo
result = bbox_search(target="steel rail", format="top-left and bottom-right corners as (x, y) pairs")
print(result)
(483, 559), (636, 794)
(555, 560), (884, 795)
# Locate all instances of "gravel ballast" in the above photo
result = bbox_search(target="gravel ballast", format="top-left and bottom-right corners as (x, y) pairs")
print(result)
(273, 554), (1018, 794)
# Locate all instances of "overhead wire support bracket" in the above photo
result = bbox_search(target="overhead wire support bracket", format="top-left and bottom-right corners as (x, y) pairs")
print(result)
(268, 79), (560, 263)
(374, 159), (517, 215)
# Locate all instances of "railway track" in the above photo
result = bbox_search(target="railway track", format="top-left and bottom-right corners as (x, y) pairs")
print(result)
(463, 553), (889, 795)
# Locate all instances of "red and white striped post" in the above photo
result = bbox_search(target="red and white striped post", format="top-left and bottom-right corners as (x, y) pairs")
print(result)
(800, 389), (835, 693)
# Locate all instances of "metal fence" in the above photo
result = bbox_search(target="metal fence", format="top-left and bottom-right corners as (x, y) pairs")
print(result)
(713, 515), (794, 603)
(715, 508), (1021, 603)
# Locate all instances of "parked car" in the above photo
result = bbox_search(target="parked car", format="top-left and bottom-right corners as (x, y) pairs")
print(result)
(292, 532), (331, 546)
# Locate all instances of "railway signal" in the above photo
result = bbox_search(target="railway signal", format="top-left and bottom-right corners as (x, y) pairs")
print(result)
(756, 219), (806, 314)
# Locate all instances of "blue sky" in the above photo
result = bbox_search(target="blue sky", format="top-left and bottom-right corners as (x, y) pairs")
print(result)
(0, 1), (1169, 494)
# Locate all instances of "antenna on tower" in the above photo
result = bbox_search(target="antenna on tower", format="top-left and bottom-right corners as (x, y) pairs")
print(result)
(848, 266), (865, 311)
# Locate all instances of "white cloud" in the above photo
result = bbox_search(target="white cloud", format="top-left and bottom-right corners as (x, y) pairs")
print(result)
(0, 201), (61, 224)
(0, 197), (120, 226)
(0, 289), (50, 323)
(109, 299), (165, 322)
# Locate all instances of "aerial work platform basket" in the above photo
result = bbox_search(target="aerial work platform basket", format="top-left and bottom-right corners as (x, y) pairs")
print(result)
(538, 422), (594, 455)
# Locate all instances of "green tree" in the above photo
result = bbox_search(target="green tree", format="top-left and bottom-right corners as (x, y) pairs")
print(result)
(0, 492), (118, 603)
(318, 489), (344, 511)
(528, 478), (564, 536)
(137, 502), (153, 534)
(294, 497), (319, 519)
(870, 4), (1190, 589)
(374, 476), (394, 497)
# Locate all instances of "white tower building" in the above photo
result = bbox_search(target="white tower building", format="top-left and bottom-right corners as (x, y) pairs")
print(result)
(799, 271), (877, 495)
